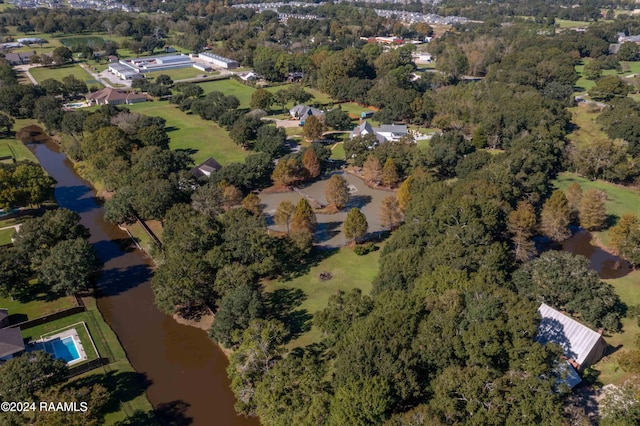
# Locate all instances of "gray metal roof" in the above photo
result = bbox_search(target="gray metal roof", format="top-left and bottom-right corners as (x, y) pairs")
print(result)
(0, 328), (24, 358)
(537, 303), (604, 366)
(375, 124), (408, 134)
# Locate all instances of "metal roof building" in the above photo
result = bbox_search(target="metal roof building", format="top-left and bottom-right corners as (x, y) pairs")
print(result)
(537, 303), (608, 371)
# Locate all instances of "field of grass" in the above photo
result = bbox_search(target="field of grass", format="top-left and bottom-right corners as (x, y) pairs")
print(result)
(198, 79), (256, 108)
(330, 142), (345, 160)
(126, 101), (248, 165)
(595, 271), (640, 385)
(0, 137), (37, 162)
(555, 19), (591, 29)
(146, 67), (208, 81)
(0, 227), (15, 245)
(262, 246), (380, 348)
(567, 105), (609, 148)
(338, 102), (375, 119)
(553, 172), (640, 246)
(29, 63), (101, 86)
(575, 60), (640, 94)
(60, 36), (107, 50)
(0, 289), (76, 324)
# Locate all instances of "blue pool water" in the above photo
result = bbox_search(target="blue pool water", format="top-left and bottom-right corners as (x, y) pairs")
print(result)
(45, 336), (80, 363)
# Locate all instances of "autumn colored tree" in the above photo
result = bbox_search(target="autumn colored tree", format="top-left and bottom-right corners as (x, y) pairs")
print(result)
(540, 190), (571, 242)
(302, 115), (326, 141)
(302, 149), (321, 179)
(242, 193), (263, 215)
(362, 154), (382, 186)
(325, 174), (350, 210)
(564, 182), (583, 224)
(382, 158), (400, 188)
(397, 176), (412, 213)
(610, 213), (640, 265)
(271, 158), (302, 187)
(274, 200), (295, 234)
(291, 198), (316, 234)
(579, 189), (607, 231)
(507, 201), (537, 262)
(222, 185), (243, 211)
(380, 196), (403, 230)
(344, 208), (368, 243)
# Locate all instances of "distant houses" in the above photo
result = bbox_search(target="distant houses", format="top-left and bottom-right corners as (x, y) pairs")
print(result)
(4, 51), (35, 65)
(289, 104), (324, 125)
(349, 120), (408, 147)
(86, 88), (147, 106)
(537, 303), (608, 388)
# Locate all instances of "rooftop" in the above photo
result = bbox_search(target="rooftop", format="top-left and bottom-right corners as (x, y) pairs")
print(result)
(0, 328), (24, 358)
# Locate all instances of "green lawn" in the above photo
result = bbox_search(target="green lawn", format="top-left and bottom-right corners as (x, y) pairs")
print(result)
(555, 19), (591, 29)
(198, 79), (256, 108)
(0, 289), (76, 324)
(338, 102), (375, 119)
(594, 270), (640, 385)
(145, 67), (210, 81)
(29, 63), (101, 86)
(567, 105), (609, 148)
(126, 101), (248, 165)
(262, 246), (380, 348)
(553, 172), (640, 246)
(0, 137), (37, 162)
(575, 60), (640, 94)
(0, 228), (15, 245)
(330, 142), (345, 160)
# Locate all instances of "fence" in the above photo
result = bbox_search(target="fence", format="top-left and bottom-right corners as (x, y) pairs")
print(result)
(8, 306), (86, 330)
(66, 358), (108, 379)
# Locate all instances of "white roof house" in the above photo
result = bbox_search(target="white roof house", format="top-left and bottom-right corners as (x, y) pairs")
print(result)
(349, 121), (408, 147)
(537, 303), (607, 371)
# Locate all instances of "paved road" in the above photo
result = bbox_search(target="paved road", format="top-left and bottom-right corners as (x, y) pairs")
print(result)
(0, 223), (21, 232)
(14, 64), (38, 85)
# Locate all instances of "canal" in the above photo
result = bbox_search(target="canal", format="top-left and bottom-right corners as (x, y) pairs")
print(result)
(21, 126), (258, 426)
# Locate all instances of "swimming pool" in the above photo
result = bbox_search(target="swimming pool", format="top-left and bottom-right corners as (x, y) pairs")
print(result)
(44, 336), (81, 363)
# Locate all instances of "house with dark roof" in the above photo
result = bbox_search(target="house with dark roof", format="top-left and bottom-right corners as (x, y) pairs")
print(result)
(537, 303), (608, 388)
(190, 157), (222, 179)
(86, 88), (147, 106)
(0, 328), (24, 361)
(5, 51), (35, 65)
(289, 104), (324, 125)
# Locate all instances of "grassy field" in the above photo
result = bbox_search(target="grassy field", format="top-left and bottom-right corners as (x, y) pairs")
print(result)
(29, 63), (101, 86)
(0, 289), (76, 324)
(146, 67), (210, 81)
(126, 101), (248, 165)
(567, 105), (609, 148)
(555, 19), (591, 29)
(0, 137), (37, 162)
(338, 102), (375, 119)
(330, 142), (345, 160)
(198, 79), (256, 108)
(262, 246), (380, 348)
(0, 227), (15, 245)
(553, 172), (640, 246)
(574, 60), (640, 94)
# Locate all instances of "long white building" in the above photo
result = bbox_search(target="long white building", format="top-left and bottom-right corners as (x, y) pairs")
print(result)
(198, 52), (239, 69)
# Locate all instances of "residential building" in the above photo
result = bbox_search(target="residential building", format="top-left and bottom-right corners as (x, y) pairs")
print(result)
(118, 54), (195, 74)
(0, 328), (24, 362)
(198, 52), (239, 69)
(86, 88), (147, 106)
(4, 51), (35, 65)
(289, 104), (324, 124)
(537, 303), (608, 388)
(349, 120), (408, 145)
(190, 157), (223, 179)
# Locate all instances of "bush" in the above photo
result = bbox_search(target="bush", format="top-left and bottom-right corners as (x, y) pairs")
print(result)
(354, 242), (377, 256)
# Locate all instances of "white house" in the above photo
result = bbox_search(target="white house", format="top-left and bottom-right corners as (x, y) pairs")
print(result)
(349, 121), (408, 146)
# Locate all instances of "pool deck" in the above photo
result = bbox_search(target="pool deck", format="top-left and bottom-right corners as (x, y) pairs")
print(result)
(30, 328), (88, 365)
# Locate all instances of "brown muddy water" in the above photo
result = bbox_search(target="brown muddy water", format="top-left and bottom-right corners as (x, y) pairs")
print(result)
(562, 229), (631, 279)
(20, 126), (258, 426)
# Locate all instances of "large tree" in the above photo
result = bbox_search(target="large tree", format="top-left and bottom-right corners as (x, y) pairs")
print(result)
(362, 154), (382, 186)
(540, 190), (571, 242)
(579, 189), (607, 231)
(290, 198), (316, 234)
(344, 208), (368, 243)
(209, 283), (264, 349)
(37, 238), (101, 295)
(325, 174), (350, 210)
(507, 201), (537, 262)
(274, 200), (295, 234)
(302, 115), (326, 141)
(610, 213), (640, 266)
(302, 148), (321, 180)
(0, 351), (67, 401)
(513, 251), (624, 331)
(380, 196), (403, 230)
